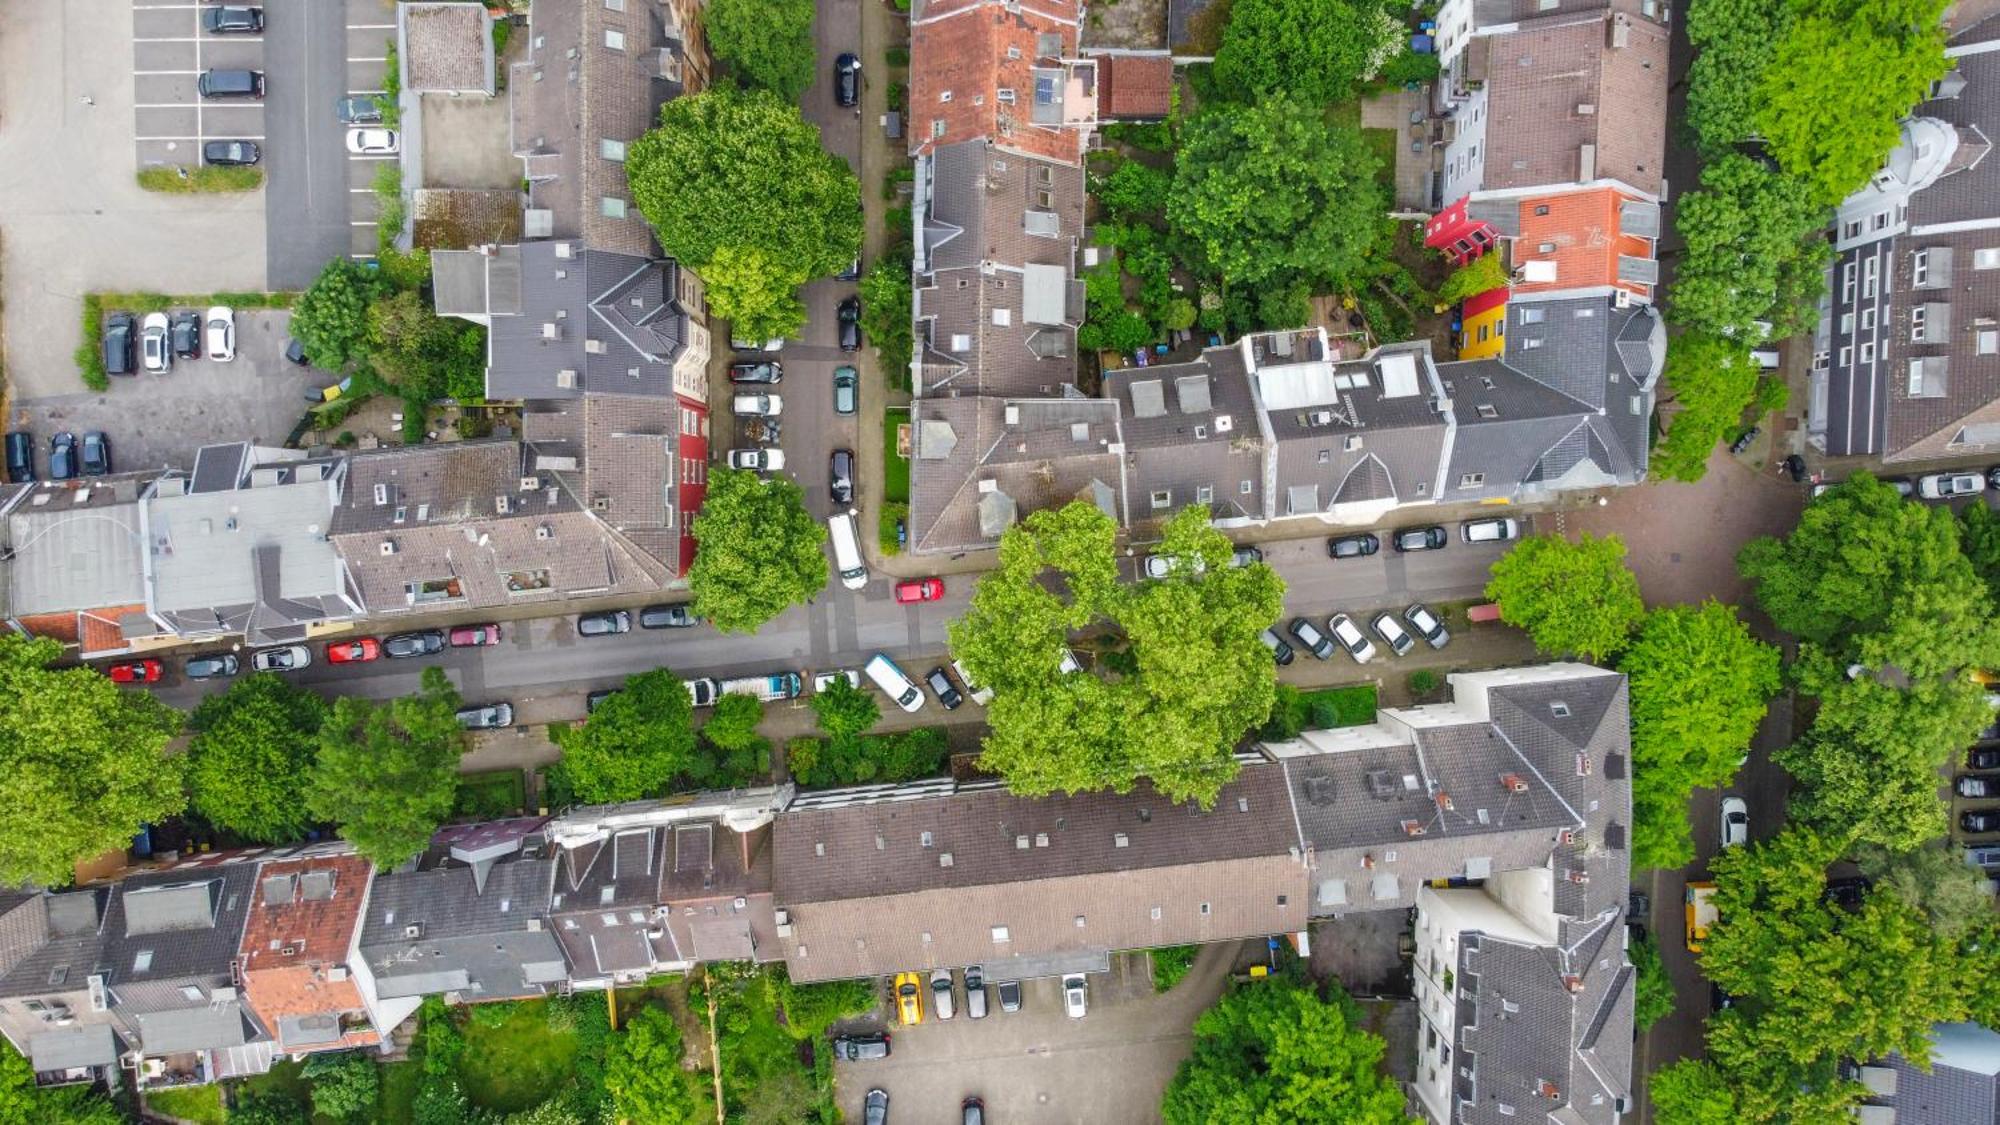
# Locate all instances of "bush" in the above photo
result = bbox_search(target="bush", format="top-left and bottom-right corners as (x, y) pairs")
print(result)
(76, 294), (108, 391)
(136, 165), (264, 193)
(1150, 945), (1199, 992)
(1408, 669), (1440, 697)
(885, 46), (909, 67)
(376, 41), (401, 126)
(787, 728), (949, 788)
(1753, 374), (1791, 416)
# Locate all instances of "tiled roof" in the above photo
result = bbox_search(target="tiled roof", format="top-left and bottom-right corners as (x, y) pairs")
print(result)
(400, 2), (493, 94)
(102, 865), (258, 987)
(1510, 187), (1658, 299)
(905, 397), (1125, 553)
(239, 855), (374, 1048)
(1096, 54), (1173, 119)
(1104, 351), (1266, 525)
(1476, 12), (1669, 196)
(358, 843), (565, 1002)
(1859, 1022), (2000, 1125)
(910, 0), (1086, 163)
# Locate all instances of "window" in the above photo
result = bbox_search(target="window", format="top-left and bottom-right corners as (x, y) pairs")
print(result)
(990, 926), (1010, 943)
(604, 0), (624, 8)
(1317, 449), (1331, 464)
(931, 119), (946, 139)
(1911, 306), (1927, 342)
(1199, 902), (1212, 915)
(1861, 341), (1875, 364)
(939, 90), (952, 103)
(1150, 489), (1171, 509)
(599, 138), (626, 161)
(1913, 249), (1930, 286)
(1873, 211), (1890, 231)
(133, 951), (153, 973)
(1864, 257), (1880, 297)
(604, 28), (625, 49)
(997, 87), (1015, 103)
(1476, 324), (1490, 342)
(1459, 472), (1485, 487)
(1550, 701), (1570, 717)
(1844, 220), (1862, 239)
(1534, 204), (1550, 217)
(1007, 45), (1021, 59)
(1519, 307), (1545, 325)
(1344, 435), (1363, 451)
(1979, 248), (2000, 270)
(1842, 262), (1856, 301)
(1195, 485), (1213, 504)
(1981, 331), (1998, 356)
(1240, 480), (1253, 495)
(1521, 337), (1544, 349)
(1861, 308), (1875, 332)
(179, 985), (203, 1002)
(1840, 312), (1854, 334)
(1839, 345), (1853, 367)
(600, 196), (627, 218)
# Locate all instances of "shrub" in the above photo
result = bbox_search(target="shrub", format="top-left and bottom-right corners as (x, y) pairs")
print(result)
(136, 165), (264, 193)
(1150, 945), (1199, 992)
(1408, 668), (1440, 696)
(885, 46), (909, 68)
(76, 294), (107, 391)
(376, 41), (401, 126)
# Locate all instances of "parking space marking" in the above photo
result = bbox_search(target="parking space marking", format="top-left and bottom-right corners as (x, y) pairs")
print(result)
(347, 24), (396, 31)
(347, 154), (397, 162)
(345, 89), (385, 96)
(348, 56), (389, 62)
(351, 220), (379, 226)
(135, 69), (203, 75)
(133, 37), (200, 42)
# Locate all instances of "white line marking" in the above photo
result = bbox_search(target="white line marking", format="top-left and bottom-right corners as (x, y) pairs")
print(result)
(135, 103), (200, 108)
(347, 154), (398, 161)
(132, 37), (200, 42)
(347, 23), (396, 30)
(347, 56), (388, 63)
(350, 221), (379, 227)
(348, 187), (377, 193)
(345, 89), (386, 96)
(135, 70), (203, 75)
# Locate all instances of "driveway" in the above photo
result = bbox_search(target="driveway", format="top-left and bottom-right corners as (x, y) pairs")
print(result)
(0, 0), (268, 402)
(264, 0), (384, 284)
(833, 944), (1247, 1124)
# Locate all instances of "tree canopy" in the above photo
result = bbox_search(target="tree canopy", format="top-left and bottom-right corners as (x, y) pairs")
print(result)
(308, 667), (465, 868)
(702, 245), (810, 342)
(1482, 533), (1645, 662)
(703, 0), (816, 102)
(1668, 155), (1832, 342)
(187, 672), (330, 844)
(1651, 332), (1762, 483)
(304, 1052), (382, 1124)
(552, 668), (699, 803)
(292, 258), (387, 371)
(950, 503), (1283, 807)
(0, 635), (185, 887)
(1162, 978), (1412, 1125)
(1167, 97), (1385, 291)
(688, 468), (830, 633)
(604, 1007), (702, 1124)
(1210, 0), (1401, 104)
(809, 676), (879, 742)
(365, 288), (487, 402)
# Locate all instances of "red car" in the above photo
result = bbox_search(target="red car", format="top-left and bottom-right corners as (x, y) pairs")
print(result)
(894, 578), (945, 604)
(449, 623), (501, 648)
(106, 659), (162, 684)
(326, 637), (381, 664)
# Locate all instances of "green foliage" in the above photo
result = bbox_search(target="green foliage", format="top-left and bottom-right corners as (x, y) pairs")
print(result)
(1961, 502), (2000, 604)
(303, 1052), (382, 1123)
(229, 1093), (310, 1125)
(308, 667), (465, 868)
(1093, 160), (1174, 221)
(187, 672), (329, 844)
(1630, 932), (1674, 1033)
(1167, 98), (1385, 290)
(952, 504), (1284, 806)
(1377, 47), (1442, 87)
(700, 964), (837, 1124)
(1857, 842), (1999, 937)
(366, 287), (487, 401)
(0, 634), (185, 886)
(1483, 534), (1645, 662)
(376, 41), (402, 127)
(1752, 375), (1790, 417)
(292, 258), (387, 371)
(810, 677), (880, 741)
(1684, 0), (1791, 155)
(136, 165), (264, 193)
(75, 294), (109, 391)
(698, 693), (770, 786)
(1652, 332), (1762, 482)
(1620, 602), (1781, 870)
(688, 468), (830, 633)
(1669, 155), (1833, 341)
(551, 668), (698, 803)
(773, 968), (874, 1039)
(454, 769), (526, 820)
(704, 244), (810, 343)
(1162, 978), (1413, 1125)
(1406, 669), (1440, 697)
(785, 728), (949, 788)
(705, 0), (816, 100)
(858, 246), (914, 380)
(604, 1007), (700, 1124)
(1211, 0), (1400, 103)
(1435, 251), (1508, 306)
(1151, 945), (1199, 992)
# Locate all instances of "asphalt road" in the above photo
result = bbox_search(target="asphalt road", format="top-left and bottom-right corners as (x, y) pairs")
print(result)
(263, 0), (366, 287)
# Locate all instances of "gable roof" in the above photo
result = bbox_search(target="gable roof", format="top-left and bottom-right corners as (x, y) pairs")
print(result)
(103, 865), (258, 986)
(1096, 54), (1173, 119)
(1510, 187), (1659, 300)
(909, 0), (1086, 163)
(906, 396), (1125, 552)
(1474, 11), (1669, 196)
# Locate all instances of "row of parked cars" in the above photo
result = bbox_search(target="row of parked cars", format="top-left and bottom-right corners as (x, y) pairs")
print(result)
(5, 431), (111, 483)
(1273, 605), (1450, 666)
(103, 308), (236, 375)
(888, 965), (1049, 1027)
(1327, 517), (1520, 559)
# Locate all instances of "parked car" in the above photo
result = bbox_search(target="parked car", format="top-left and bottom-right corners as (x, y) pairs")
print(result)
(336, 95), (383, 124)
(202, 139), (260, 166)
(197, 68), (264, 98)
(141, 312), (172, 373)
(1370, 612), (1415, 656)
(1967, 845), (2000, 868)
(106, 659), (163, 684)
(732, 393), (782, 416)
(201, 5), (264, 33)
(1720, 796), (1749, 848)
(47, 432), (77, 481)
(448, 623), (501, 647)
(1231, 545), (1263, 567)
(1966, 810), (2000, 834)
(169, 310), (202, 358)
(578, 610), (631, 637)
(639, 604), (699, 629)
(456, 703), (515, 730)
(963, 1097), (984, 1125)
(79, 431), (110, 477)
(103, 313), (135, 376)
(326, 638), (380, 664)
(835, 53), (862, 107)
(726, 448), (786, 472)
(814, 669), (862, 692)
(1823, 876), (1870, 910)
(930, 968), (955, 1020)
(1727, 426), (1761, 455)
(184, 654), (239, 680)
(1392, 525), (1447, 552)
(1143, 553), (1206, 579)
(1062, 974), (1088, 1019)
(586, 689), (618, 713)
(1327, 533), (1379, 559)
(383, 630), (445, 658)
(1971, 746), (2000, 770)
(4, 432), (31, 484)
(1404, 603), (1450, 650)
(206, 306), (235, 362)
(951, 659), (993, 705)
(831, 1033), (890, 1061)
(1260, 628), (1295, 666)
(731, 334), (784, 353)
(838, 296), (862, 351)
(345, 128), (400, 155)
(893, 971), (923, 1025)
(252, 645), (311, 672)
(1288, 616), (1335, 660)
(964, 965), (988, 1019)
(996, 979), (1022, 1013)
(829, 449), (855, 505)
(1919, 471), (1986, 499)
(1328, 614), (1377, 663)
(894, 578), (945, 604)
(728, 361), (782, 384)
(834, 365), (859, 416)
(1959, 775), (2000, 799)
(839, 254), (863, 282)
(926, 666), (964, 710)
(863, 1089), (888, 1125)
(1462, 517), (1520, 543)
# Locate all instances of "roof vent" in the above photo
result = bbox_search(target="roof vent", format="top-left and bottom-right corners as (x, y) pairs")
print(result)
(939, 852), (954, 867)
(1034, 833), (1049, 847)
(403, 923), (423, 939)
(542, 323), (560, 340)
(536, 524), (553, 541)
(379, 540), (397, 556)
(1215, 414), (1233, 432)
(586, 339), (607, 354)
(1304, 776), (1336, 805)
(1365, 770), (1397, 799)
(1113, 833), (1129, 848)
(1435, 792), (1454, 811)
(1015, 835), (1030, 850)
(1499, 773), (1528, 793)
(554, 242), (574, 259)
(557, 370), (578, 389)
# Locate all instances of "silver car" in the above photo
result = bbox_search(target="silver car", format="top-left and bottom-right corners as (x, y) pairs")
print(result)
(141, 312), (172, 373)
(1404, 603), (1450, 649)
(930, 968), (955, 1020)
(456, 703), (515, 730)
(251, 645), (311, 672)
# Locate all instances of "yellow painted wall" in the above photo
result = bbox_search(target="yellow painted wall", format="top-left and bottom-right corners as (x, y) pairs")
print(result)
(1460, 303), (1506, 360)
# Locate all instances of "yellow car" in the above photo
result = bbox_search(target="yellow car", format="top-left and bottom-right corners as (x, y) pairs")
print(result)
(893, 971), (924, 1026)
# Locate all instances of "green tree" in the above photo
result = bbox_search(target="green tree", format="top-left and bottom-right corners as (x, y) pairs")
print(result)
(1162, 979), (1412, 1125)
(366, 288), (487, 402)
(1435, 251), (1508, 306)
(304, 1052), (382, 1123)
(1683, 0), (1791, 153)
(0, 635), (185, 887)
(810, 676), (880, 741)
(698, 693), (769, 786)
(1621, 602), (1781, 870)
(704, 0), (816, 100)
(688, 468), (829, 633)
(1482, 534), (1644, 662)
(1857, 842), (1998, 937)
(951, 504), (1284, 806)
(308, 667), (465, 868)
(1630, 931), (1675, 1033)
(605, 1007), (701, 1124)
(1167, 98), (1385, 290)
(1211, 0), (1400, 104)
(1652, 332), (1761, 482)
(293, 257), (387, 371)
(551, 668), (698, 803)
(703, 244), (810, 344)
(1669, 154), (1832, 341)
(627, 87), (861, 282)
(1093, 160), (1174, 221)
(858, 247), (914, 378)
(186, 672), (329, 844)
(1960, 501), (2000, 603)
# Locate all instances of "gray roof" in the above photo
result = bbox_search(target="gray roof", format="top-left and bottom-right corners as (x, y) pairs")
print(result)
(359, 841), (564, 1002)
(906, 396), (1125, 553)
(103, 866), (258, 987)
(1253, 340), (1451, 519)
(0, 890), (110, 1000)
(1907, 48), (2000, 230)
(476, 244), (691, 401)
(1859, 1022), (2000, 1125)
(4, 483), (148, 616)
(27, 1024), (119, 1071)
(1105, 350), (1266, 525)
(131, 1002), (258, 1055)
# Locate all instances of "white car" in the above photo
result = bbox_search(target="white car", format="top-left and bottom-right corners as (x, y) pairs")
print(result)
(811, 669), (861, 692)
(1062, 974), (1088, 1019)
(1404, 603), (1450, 650)
(345, 127), (400, 155)
(731, 335), (784, 352)
(1462, 517), (1520, 543)
(930, 968), (955, 1021)
(952, 658), (994, 705)
(1370, 612), (1415, 657)
(732, 393), (782, 416)
(1720, 796), (1749, 848)
(251, 645), (311, 672)
(1328, 613), (1376, 664)
(205, 306), (235, 362)
(1917, 471), (1985, 499)
(141, 312), (172, 373)
(1142, 553), (1205, 579)
(726, 448), (785, 472)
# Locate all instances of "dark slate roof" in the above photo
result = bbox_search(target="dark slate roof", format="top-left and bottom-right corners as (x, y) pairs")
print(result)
(906, 396), (1125, 553)
(481, 244), (690, 401)
(1907, 48), (2000, 229)
(0, 890), (109, 1000)
(358, 836), (565, 1001)
(1859, 1022), (2000, 1125)
(101, 865), (257, 986)
(1104, 349), (1266, 524)
(1249, 340), (1451, 518)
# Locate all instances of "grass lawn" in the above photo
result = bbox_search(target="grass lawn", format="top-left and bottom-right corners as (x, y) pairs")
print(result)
(378, 1059), (421, 1124)
(455, 768), (526, 820)
(136, 165), (264, 193)
(1361, 127), (1400, 200)
(1303, 684), (1377, 727)
(458, 998), (581, 1114)
(145, 1085), (226, 1125)
(882, 408), (911, 503)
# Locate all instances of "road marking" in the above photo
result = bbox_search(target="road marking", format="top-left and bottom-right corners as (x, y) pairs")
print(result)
(135, 135), (199, 141)
(347, 154), (399, 161)
(135, 69), (203, 75)
(348, 187), (376, 194)
(132, 36), (200, 42)
(350, 220), (379, 227)
(135, 102), (200, 108)
(347, 23), (396, 30)
(348, 56), (388, 63)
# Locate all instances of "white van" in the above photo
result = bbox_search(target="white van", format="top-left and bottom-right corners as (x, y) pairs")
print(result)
(865, 654), (924, 713)
(828, 510), (868, 590)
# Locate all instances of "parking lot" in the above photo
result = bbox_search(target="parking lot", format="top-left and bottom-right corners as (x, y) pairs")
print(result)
(130, 1), (267, 170)
(338, 0), (396, 259)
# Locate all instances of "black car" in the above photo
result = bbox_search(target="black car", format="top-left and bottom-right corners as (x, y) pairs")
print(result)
(1710, 983), (1735, 1012)
(963, 1097), (984, 1125)
(838, 254), (863, 282)
(1971, 746), (2000, 770)
(1392, 525), (1447, 552)
(586, 689), (618, 713)
(1287, 616), (1335, 660)
(1327, 533), (1379, 559)
(639, 604), (698, 629)
(201, 5), (264, 34)
(1782, 454), (1806, 482)
(729, 361), (783, 384)
(170, 311), (202, 359)
(104, 313), (136, 376)
(1965, 810), (2000, 834)
(4, 432), (33, 483)
(1231, 545), (1263, 567)
(1728, 426), (1761, 455)
(80, 431), (111, 477)
(835, 53), (862, 107)
(829, 449), (855, 505)
(1260, 629), (1294, 666)
(1960, 775), (2000, 799)
(926, 666), (964, 710)
(336, 95), (383, 125)
(284, 338), (310, 366)
(830, 1033), (891, 1061)
(578, 610), (632, 637)
(382, 630), (446, 659)
(185, 654), (239, 680)
(1822, 876), (1870, 910)
(863, 1089), (888, 1125)
(202, 139), (261, 166)
(996, 979), (1022, 1012)
(837, 296), (862, 352)
(48, 433), (77, 481)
